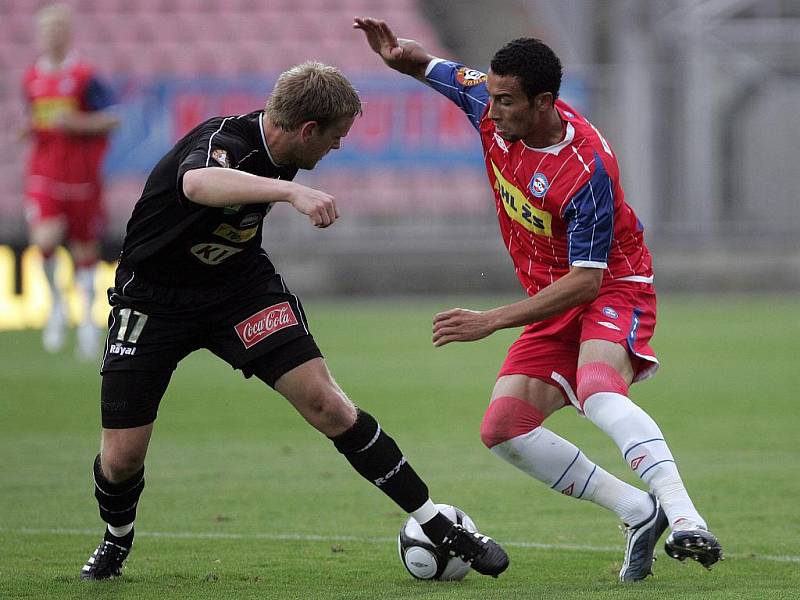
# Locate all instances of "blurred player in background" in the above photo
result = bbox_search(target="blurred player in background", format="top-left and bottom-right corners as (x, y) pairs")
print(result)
(80, 62), (508, 581)
(22, 4), (119, 359)
(355, 17), (722, 582)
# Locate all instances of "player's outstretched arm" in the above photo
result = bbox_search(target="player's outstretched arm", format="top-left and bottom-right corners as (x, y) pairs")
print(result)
(353, 17), (434, 81)
(55, 109), (119, 135)
(432, 267), (603, 347)
(183, 167), (339, 228)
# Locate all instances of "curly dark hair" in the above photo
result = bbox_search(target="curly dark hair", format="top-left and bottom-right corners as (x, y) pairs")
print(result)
(490, 38), (562, 103)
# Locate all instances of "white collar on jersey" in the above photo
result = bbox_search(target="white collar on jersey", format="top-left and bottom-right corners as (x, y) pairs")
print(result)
(259, 111), (285, 168)
(36, 50), (78, 73)
(522, 122), (575, 156)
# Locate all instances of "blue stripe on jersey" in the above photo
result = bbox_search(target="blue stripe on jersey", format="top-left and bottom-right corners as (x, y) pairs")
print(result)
(563, 153), (614, 267)
(425, 60), (490, 131)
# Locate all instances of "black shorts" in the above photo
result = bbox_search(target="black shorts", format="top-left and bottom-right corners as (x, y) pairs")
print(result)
(99, 271), (322, 428)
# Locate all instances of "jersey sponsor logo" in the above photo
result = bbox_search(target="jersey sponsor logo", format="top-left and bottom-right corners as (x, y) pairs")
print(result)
(491, 161), (552, 236)
(529, 172), (549, 198)
(108, 342), (136, 356)
(374, 456), (407, 487)
(603, 307), (619, 319)
(456, 67), (487, 87)
(30, 96), (78, 128)
(211, 148), (230, 168)
(597, 321), (622, 332)
(235, 302), (299, 349)
(239, 212), (262, 228)
(563, 110), (575, 118)
(561, 483), (575, 496)
(190, 242), (243, 265)
(213, 223), (258, 243)
(630, 455), (646, 471)
(493, 132), (509, 153)
(223, 205), (242, 214)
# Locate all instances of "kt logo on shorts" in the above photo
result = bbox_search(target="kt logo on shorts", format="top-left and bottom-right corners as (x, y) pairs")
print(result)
(235, 302), (298, 349)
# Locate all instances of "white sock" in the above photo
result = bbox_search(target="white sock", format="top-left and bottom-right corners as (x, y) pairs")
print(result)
(75, 266), (96, 325)
(43, 255), (62, 306)
(409, 499), (438, 524)
(492, 427), (652, 525)
(583, 392), (706, 528)
(107, 523), (133, 538)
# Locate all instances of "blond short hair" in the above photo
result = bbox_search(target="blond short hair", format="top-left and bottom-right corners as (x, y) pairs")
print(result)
(266, 61), (362, 132)
(37, 3), (71, 26)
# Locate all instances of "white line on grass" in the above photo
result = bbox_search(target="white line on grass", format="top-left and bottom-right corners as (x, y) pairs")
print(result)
(2, 527), (798, 564)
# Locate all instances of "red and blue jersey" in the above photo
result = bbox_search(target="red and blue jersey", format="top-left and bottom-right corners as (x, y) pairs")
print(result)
(23, 53), (115, 198)
(425, 59), (653, 295)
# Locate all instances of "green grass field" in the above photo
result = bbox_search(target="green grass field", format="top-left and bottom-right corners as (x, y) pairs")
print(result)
(1, 294), (798, 599)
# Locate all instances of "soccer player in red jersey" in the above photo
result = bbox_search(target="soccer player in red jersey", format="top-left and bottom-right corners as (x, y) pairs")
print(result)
(22, 4), (119, 359)
(355, 17), (722, 580)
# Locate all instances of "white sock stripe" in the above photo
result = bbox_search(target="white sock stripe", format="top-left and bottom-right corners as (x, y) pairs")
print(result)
(623, 438), (666, 460)
(94, 473), (144, 497)
(98, 501), (138, 515)
(355, 425), (381, 453)
(638, 459), (675, 479)
(575, 465), (597, 499)
(550, 450), (582, 490)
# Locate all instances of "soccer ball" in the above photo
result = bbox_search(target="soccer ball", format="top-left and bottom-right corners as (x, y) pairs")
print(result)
(397, 503), (477, 581)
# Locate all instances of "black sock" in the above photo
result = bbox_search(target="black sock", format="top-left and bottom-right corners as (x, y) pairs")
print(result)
(93, 454), (145, 529)
(330, 409), (429, 513)
(419, 512), (454, 545)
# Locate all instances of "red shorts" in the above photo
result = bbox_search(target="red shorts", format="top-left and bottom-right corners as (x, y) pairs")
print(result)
(25, 177), (105, 243)
(498, 280), (659, 409)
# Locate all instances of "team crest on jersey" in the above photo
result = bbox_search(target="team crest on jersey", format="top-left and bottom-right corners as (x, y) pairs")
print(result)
(529, 173), (549, 198)
(211, 148), (230, 168)
(493, 132), (509, 152)
(602, 307), (619, 319)
(456, 67), (487, 87)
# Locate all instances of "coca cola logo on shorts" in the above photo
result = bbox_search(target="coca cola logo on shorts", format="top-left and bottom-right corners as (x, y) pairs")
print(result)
(234, 302), (299, 349)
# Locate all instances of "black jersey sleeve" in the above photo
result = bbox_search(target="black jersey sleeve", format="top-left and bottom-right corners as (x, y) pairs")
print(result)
(176, 116), (253, 205)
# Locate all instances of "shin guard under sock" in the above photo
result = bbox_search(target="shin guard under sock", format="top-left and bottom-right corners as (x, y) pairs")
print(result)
(93, 454), (145, 528)
(330, 409), (430, 515)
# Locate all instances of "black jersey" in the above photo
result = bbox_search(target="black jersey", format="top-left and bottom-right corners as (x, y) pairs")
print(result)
(117, 111), (297, 292)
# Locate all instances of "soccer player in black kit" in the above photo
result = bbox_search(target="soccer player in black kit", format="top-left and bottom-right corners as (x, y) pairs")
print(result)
(80, 62), (509, 581)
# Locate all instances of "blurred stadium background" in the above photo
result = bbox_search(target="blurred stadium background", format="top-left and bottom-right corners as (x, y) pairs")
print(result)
(1, 0), (799, 323)
(2, 3), (799, 597)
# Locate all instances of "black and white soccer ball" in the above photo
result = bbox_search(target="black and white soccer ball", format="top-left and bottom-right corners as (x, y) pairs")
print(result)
(397, 503), (477, 581)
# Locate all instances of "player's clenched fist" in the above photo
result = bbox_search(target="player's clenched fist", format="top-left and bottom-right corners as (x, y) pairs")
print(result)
(288, 183), (340, 228)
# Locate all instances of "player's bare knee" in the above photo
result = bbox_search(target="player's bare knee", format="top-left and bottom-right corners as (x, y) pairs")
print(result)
(302, 384), (356, 435)
(480, 396), (546, 449)
(101, 450), (145, 483)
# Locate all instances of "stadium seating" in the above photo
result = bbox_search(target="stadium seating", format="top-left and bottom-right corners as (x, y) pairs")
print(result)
(0, 0), (482, 232)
